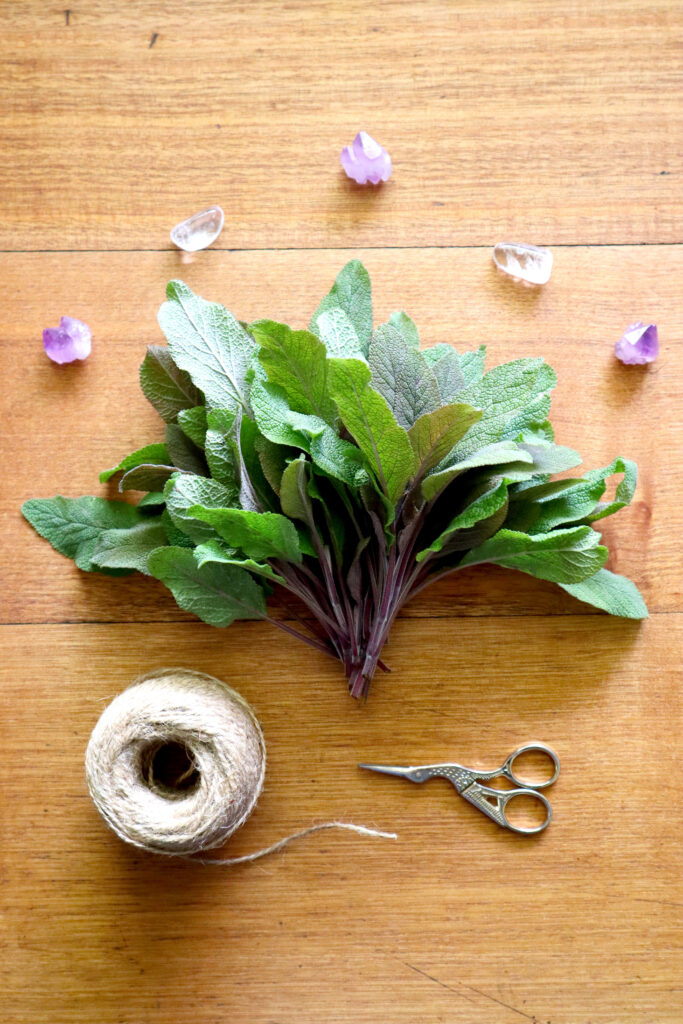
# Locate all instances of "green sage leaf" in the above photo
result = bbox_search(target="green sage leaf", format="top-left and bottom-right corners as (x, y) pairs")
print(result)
(459, 526), (608, 584)
(139, 345), (202, 423)
(148, 546), (267, 625)
(100, 443), (170, 484)
(310, 260), (373, 354)
(91, 518), (168, 575)
(158, 280), (256, 413)
(22, 496), (145, 572)
(328, 357), (414, 503)
(560, 569), (648, 619)
(369, 324), (440, 428)
(252, 319), (337, 424)
(187, 507), (302, 563)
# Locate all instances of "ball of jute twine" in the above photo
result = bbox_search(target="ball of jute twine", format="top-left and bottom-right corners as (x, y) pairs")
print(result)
(85, 667), (395, 864)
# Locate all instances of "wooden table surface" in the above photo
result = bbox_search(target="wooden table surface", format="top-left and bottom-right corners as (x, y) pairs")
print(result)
(2, 3), (682, 1022)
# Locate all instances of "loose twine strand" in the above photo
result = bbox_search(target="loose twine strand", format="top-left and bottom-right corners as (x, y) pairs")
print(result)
(85, 667), (396, 863)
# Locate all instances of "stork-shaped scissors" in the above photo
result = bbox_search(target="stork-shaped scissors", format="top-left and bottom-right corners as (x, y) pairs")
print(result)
(359, 742), (560, 835)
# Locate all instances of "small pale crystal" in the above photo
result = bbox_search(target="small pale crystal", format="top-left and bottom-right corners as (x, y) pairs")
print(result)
(170, 205), (224, 252)
(492, 242), (553, 285)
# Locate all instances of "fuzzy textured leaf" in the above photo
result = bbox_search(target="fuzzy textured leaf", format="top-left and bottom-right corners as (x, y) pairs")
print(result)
(421, 441), (531, 502)
(560, 569), (648, 619)
(139, 345), (202, 423)
(369, 324), (441, 428)
(177, 406), (208, 448)
(459, 526), (607, 584)
(309, 308), (366, 361)
(252, 320), (337, 424)
(148, 546), (267, 626)
(100, 443), (170, 484)
(388, 311), (420, 349)
(22, 496), (145, 572)
(328, 357), (414, 503)
(158, 280), (256, 412)
(408, 403), (482, 477)
(310, 260), (373, 354)
(193, 539), (286, 585)
(187, 507), (302, 563)
(165, 474), (239, 544)
(91, 518), (168, 575)
(453, 359), (557, 458)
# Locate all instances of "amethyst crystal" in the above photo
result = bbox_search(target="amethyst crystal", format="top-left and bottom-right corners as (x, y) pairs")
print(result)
(614, 322), (659, 365)
(43, 316), (92, 364)
(340, 132), (392, 185)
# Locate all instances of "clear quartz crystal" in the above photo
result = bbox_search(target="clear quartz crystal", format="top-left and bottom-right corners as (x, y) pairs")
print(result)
(170, 205), (224, 252)
(492, 242), (553, 285)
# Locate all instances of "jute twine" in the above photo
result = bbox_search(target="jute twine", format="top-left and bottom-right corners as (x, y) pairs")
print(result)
(85, 667), (396, 863)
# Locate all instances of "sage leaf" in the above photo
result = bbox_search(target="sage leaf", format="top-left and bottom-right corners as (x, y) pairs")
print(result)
(408, 403), (482, 477)
(187, 507), (302, 563)
(560, 569), (648, 619)
(139, 345), (202, 423)
(205, 408), (240, 489)
(165, 474), (239, 544)
(252, 319), (337, 424)
(119, 464), (178, 492)
(459, 526), (608, 584)
(453, 359), (557, 458)
(388, 311), (420, 349)
(193, 540), (286, 585)
(417, 479), (509, 561)
(422, 344), (466, 401)
(22, 496), (145, 572)
(328, 357), (414, 503)
(279, 456), (313, 523)
(310, 260), (373, 355)
(177, 406), (208, 448)
(165, 423), (207, 475)
(314, 308), (366, 360)
(148, 546), (267, 625)
(91, 518), (168, 575)
(158, 280), (256, 413)
(369, 324), (440, 428)
(422, 440), (530, 502)
(100, 443), (170, 484)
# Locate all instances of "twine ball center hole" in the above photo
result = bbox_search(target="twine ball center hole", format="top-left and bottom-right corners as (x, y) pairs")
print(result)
(141, 740), (201, 798)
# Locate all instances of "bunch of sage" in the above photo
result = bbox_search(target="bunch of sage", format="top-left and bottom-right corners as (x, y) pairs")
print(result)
(24, 262), (646, 698)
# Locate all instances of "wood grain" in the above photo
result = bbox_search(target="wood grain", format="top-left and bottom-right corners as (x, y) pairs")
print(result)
(2, 1), (682, 1021)
(1, 0), (682, 250)
(2, 617), (682, 1024)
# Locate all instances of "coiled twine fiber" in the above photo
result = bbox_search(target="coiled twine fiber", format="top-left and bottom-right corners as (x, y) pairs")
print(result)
(85, 667), (395, 862)
(85, 668), (266, 856)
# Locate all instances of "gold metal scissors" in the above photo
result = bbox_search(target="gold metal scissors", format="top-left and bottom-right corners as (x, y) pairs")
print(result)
(359, 742), (560, 835)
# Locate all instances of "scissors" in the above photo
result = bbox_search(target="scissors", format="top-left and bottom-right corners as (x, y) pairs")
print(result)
(359, 742), (560, 835)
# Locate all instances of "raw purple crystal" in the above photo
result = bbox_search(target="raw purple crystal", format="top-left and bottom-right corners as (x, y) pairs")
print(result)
(43, 316), (92, 364)
(614, 321), (659, 365)
(340, 132), (392, 185)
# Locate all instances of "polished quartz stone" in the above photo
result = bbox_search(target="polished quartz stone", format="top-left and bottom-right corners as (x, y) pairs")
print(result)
(170, 205), (224, 252)
(492, 242), (553, 284)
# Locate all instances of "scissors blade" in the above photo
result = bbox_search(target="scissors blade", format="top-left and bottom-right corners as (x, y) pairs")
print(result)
(358, 763), (415, 779)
